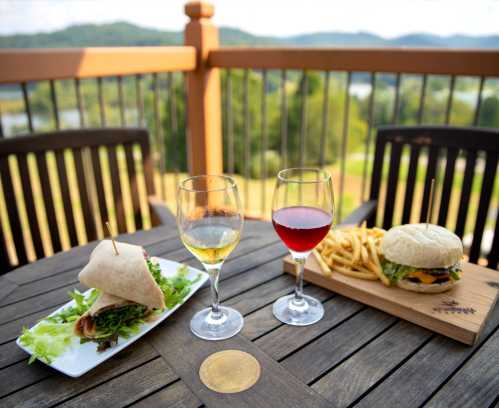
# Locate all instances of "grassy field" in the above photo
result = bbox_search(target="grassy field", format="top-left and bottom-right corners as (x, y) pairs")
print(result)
(1, 148), (497, 268)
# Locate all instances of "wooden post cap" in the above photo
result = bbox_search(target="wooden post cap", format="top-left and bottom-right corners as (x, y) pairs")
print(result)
(185, 1), (214, 19)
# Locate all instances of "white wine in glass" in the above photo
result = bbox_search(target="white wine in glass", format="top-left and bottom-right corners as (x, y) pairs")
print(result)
(177, 175), (244, 341)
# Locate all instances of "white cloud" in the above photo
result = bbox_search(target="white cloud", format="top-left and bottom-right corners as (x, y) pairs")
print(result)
(0, 0), (498, 37)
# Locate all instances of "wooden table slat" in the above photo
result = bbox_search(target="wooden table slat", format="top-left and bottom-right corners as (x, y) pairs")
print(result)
(355, 304), (499, 408)
(281, 308), (397, 384)
(312, 321), (433, 408)
(255, 296), (362, 361)
(241, 284), (332, 341)
(424, 326), (499, 408)
(0, 276), (18, 303)
(58, 358), (175, 408)
(0, 341), (159, 408)
(131, 380), (202, 408)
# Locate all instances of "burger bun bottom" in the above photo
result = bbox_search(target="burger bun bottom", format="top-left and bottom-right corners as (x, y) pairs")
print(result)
(396, 279), (458, 294)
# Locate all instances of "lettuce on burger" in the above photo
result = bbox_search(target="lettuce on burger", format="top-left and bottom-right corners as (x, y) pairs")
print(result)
(381, 223), (463, 293)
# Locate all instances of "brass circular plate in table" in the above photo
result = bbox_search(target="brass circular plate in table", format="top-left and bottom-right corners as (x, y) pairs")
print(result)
(199, 350), (261, 393)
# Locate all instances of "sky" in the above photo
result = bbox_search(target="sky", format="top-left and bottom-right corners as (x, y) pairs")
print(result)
(1, 0), (498, 37)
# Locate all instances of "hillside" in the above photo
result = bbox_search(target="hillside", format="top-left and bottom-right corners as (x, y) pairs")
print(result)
(0, 22), (498, 48)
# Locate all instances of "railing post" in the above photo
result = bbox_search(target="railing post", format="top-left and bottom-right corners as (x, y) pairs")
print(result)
(184, 1), (223, 176)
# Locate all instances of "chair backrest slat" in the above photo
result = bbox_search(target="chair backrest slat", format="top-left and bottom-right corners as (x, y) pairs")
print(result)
(0, 156), (28, 267)
(73, 148), (97, 242)
(370, 126), (499, 268)
(54, 149), (79, 248)
(419, 145), (440, 223)
(17, 153), (45, 260)
(488, 215), (499, 269)
(35, 152), (62, 253)
(455, 150), (477, 239)
(469, 151), (498, 263)
(367, 136), (387, 227)
(401, 144), (421, 224)
(124, 144), (143, 231)
(90, 146), (109, 232)
(437, 147), (459, 226)
(0, 128), (154, 271)
(107, 145), (127, 234)
(382, 140), (403, 229)
(0, 219), (10, 272)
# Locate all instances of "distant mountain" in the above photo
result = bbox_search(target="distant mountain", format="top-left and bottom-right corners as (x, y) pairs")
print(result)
(0, 22), (498, 48)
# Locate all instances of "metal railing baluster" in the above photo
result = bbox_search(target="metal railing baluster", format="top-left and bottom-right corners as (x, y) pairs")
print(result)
(153, 73), (166, 200)
(360, 72), (377, 202)
(338, 71), (352, 222)
(260, 70), (268, 215)
(445, 75), (456, 125)
(243, 69), (251, 212)
(319, 71), (330, 168)
(168, 72), (179, 188)
(117, 76), (126, 126)
(392, 73), (401, 124)
(74, 78), (85, 128)
(225, 69), (234, 174)
(280, 70), (288, 169)
(473, 76), (485, 126)
(299, 71), (308, 169)
(97, 77), (106, 127)
(21, 82), (34, 133)
(135, 74), (144, 127)
(417, 74), (428, 124)
(49, 80), (60, 130)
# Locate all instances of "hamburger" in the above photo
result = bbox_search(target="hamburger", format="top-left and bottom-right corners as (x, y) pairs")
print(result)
(381, 224), (463, 293)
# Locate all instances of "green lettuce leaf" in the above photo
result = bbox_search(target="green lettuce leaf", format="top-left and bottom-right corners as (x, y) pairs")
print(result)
(147, 260), (201, 309)
(381, 260), (417, 284)
(20, 288), (99, 364)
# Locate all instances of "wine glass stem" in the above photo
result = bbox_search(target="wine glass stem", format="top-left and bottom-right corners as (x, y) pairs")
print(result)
(206, 266), (222, 318)
(293, 256), (306, 303)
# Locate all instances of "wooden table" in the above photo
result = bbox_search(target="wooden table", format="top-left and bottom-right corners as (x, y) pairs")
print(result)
(1, 220), (498, 408)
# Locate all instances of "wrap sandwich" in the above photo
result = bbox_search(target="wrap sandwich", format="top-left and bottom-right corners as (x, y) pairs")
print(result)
(75, 240), (166, 350)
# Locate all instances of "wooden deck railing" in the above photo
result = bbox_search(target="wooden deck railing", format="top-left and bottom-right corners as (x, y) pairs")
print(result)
(210, 47), (499, 219)
(0, 1), (498, 265)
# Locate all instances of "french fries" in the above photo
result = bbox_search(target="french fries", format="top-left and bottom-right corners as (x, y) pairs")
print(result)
(314, 225), (389, 285)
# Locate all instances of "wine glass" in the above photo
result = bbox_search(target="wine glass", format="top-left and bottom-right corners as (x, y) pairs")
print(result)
(177, 175), (244, 340)
(272, 168), (334, 326)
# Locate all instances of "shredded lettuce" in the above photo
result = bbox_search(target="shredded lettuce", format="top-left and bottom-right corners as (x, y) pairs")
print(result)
(382, 260), (462, 284)
(449, 269), (461, 281)
(381, 260), (417, 284)
(148, 260), (201, 309)
(19, 289), (99, 364)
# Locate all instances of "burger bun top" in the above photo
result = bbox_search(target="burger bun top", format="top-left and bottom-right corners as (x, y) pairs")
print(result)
(381, 223), (463, 269)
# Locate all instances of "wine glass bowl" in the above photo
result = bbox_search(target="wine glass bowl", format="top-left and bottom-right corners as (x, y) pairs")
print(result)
(177, 175), (244, 340)
(272, 168), (334, 326)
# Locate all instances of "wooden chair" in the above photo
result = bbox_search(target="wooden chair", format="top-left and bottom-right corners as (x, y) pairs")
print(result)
(0, 128), (175, 272)
(343, 126), (499, 269)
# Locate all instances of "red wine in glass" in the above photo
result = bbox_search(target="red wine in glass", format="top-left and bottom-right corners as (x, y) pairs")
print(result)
(271, 168), (334, 326)
(272, 206), (332, 253)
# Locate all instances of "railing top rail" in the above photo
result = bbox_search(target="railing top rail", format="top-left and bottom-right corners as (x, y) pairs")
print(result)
(209, 47), (499, 76)
(0, 46), (197, 84)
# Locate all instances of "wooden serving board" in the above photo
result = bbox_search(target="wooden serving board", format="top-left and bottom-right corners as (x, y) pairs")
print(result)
(284, 255), (499, 345)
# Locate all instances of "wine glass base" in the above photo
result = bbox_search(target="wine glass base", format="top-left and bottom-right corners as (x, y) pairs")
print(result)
(272, 294), (324, 326)
(190, 306), (244, 341)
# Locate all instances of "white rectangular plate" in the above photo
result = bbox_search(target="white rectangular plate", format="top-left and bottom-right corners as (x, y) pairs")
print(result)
(16, 258), (208, 377)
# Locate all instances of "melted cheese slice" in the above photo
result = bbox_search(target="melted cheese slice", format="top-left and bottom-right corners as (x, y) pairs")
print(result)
(407, 271), (438, 284)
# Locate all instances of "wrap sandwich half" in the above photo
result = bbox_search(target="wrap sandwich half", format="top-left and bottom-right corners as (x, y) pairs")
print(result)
(75, 240), (166, 350)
